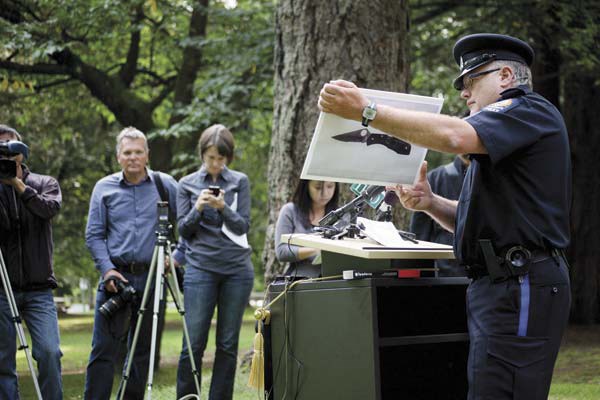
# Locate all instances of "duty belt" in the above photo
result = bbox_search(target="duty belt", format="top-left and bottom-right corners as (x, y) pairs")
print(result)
(465, 240), (562, 282)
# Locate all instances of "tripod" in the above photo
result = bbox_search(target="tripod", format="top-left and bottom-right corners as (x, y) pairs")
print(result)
(116, 211), (200, 399)
(0, 249), (43, 399)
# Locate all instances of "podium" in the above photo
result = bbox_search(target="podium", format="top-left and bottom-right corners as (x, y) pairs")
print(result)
(266, 234), (469, 400)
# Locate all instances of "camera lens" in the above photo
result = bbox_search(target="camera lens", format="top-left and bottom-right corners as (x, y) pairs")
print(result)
(99, 281), (137, 319)
(99, 296), (124, 319)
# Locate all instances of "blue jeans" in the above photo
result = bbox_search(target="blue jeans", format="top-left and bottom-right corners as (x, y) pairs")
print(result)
(84, 272), (165, 400)
(177, 269), (253, 399)
(0, 289), (63, 399)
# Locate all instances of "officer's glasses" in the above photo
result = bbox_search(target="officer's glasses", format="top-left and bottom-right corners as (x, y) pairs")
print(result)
(462, 68), (501, 90)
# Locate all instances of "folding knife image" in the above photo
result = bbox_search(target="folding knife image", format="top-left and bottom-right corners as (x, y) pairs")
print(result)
(332, 128), (412, 155)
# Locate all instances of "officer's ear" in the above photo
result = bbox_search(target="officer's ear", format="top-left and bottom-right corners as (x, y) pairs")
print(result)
(499, 65), (516, 88)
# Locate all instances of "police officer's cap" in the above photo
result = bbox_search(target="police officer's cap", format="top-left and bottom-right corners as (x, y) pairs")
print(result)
(452, 33), (534, 90)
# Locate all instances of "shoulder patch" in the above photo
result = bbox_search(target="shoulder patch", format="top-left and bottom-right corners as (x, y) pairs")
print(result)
(483, 98), (520, 113)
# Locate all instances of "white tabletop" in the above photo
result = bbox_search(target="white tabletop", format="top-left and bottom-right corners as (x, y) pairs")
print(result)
(280, 233), (454, 260)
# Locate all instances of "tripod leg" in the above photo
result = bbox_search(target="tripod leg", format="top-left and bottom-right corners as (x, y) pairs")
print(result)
(165, 245), (202, 396)
(116, 245), (159, 400)
(0, 250), (42, 400)
(145, 243), (166, 399)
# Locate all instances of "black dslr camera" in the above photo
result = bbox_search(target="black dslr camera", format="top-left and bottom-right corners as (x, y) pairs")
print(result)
(99, 277), (137, 319)
(0, 140), (29, 179)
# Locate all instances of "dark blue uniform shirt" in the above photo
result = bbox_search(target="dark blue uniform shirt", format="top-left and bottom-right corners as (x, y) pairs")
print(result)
(455, 85), (571, 265)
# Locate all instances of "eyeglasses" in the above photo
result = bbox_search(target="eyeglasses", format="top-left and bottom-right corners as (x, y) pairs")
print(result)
(462, 68), (501, 90)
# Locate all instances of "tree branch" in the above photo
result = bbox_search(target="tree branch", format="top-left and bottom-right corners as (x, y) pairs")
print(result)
(119, 4), (144, 87)
(411, 0), (463, 25)
(0, 60), (69, 75)
(148, 79), (176, 110)
(47, 48), (156, 131)
(168, 0), (209, 126)
(34, 77), (77, 91)
(0, 0), (23, 23)
(18, 1), (43, 22)
(136, 68), (177, 85)
(60, 28), (89, 45)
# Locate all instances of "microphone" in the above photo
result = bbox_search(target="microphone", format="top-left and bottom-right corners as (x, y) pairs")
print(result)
(362, 185), (385, 203)
(318, 185), (385, 227)
(374, 190), (399, 222)
(383, 191), (399, 206)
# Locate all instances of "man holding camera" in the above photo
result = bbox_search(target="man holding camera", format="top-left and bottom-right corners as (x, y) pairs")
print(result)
(84, 127), (180, 399)
(0, 124), (63, 399)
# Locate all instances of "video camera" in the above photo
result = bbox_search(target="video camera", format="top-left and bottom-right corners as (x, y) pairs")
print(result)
(99, 277), (137, 319)
(156, 201), (172, 239)
(157, 201), (169, 226)
(0, 140), (29, 179)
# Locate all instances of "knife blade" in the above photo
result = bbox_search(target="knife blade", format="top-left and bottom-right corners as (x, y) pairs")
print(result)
(332, 128), (412, 155)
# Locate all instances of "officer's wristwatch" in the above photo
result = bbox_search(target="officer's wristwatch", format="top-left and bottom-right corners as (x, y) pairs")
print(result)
(361, 101), (377, 127)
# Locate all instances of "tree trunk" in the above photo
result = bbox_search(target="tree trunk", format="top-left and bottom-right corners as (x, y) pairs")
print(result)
(564, 74), (600, 323)
(170, 0), (210, 168)
(528, 2), (561, 109)
(263, 0), (409, 282)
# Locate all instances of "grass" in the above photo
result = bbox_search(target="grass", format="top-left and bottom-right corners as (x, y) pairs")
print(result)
(17, 308), (260, 399)
(549, 325), (600, 400)
(14, 311), (600, 399)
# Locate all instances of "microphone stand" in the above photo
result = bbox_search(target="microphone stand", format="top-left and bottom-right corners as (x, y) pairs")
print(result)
(317, 186), (384, 238)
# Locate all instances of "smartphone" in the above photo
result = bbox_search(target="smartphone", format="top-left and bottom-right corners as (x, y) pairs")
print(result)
(208, 185), (220, 196)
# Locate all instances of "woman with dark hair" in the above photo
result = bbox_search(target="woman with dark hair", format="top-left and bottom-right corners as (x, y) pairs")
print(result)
(275, 179), (339, 277)
(175, 124), (253, 399)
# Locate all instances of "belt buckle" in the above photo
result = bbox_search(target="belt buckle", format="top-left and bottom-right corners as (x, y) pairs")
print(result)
(130, 262), (143, 274)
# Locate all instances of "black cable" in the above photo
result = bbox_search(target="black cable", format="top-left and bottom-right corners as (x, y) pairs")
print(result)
(286, 232), (299, 280)
(283, 279), (304, 400)
(267, 280), (288, 400)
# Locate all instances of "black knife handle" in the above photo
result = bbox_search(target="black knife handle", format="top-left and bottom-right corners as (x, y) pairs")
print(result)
(367, 133), (412, 155)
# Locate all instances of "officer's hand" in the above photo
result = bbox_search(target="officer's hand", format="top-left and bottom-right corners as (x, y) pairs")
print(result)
(206, 189), (225, 210)
(194, 190), (213, 212)
(390, 161), (433, 212)
(103, 269), (128, 293)
(318, 80), (369, 122)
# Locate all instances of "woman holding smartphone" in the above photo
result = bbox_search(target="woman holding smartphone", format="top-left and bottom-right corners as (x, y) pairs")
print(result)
(175, 124), (253, 399)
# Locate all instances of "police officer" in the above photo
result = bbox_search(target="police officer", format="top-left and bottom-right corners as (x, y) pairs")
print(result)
(318, 33), (571, 400)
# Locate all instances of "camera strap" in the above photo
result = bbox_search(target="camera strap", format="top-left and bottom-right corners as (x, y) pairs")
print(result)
(152, 172), (177, 242)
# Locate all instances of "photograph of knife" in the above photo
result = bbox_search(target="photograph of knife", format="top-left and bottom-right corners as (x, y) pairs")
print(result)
(331, 128), (412, 155)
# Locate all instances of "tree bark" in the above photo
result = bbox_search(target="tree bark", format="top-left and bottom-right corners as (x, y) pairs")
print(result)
(263, 0), (410, 282)
(564, 74), (600, 323)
